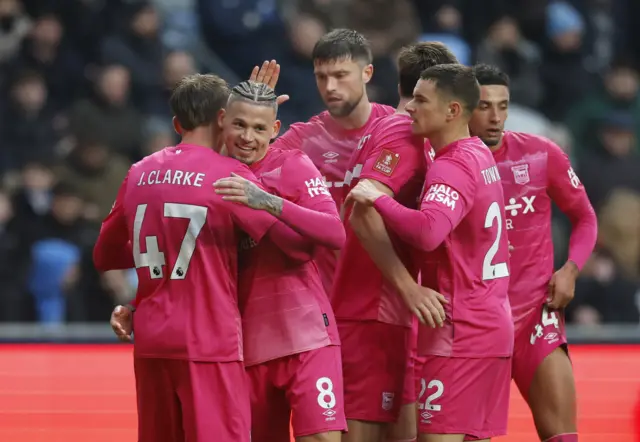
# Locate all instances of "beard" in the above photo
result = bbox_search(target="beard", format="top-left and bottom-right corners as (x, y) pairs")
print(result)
(325, 91), (364, 118)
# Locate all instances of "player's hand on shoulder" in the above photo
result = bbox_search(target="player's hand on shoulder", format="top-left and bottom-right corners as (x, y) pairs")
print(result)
(249, 59), (290, 105)
(401, 283), (448, 328)
(110, 305), (133, 342)
(345, 180), (384, 207)
(547, 260), (579, 309)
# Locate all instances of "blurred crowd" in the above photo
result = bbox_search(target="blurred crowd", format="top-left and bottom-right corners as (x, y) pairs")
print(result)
(0, 0), (638, 325)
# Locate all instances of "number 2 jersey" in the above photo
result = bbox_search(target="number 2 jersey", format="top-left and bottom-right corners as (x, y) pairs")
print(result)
(492, 131), (597, 327)
(373, 137), (513, 358)
(94, 143), (278, 362)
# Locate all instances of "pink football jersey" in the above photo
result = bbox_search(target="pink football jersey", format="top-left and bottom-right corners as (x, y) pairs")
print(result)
(332, 113), (428, 326)
(238, 146), (341, 366)
(493, 131), (597, 326)
(374, 137), (513, 358)
(274, 103), (395, 294)
(95, 144), (277, 362)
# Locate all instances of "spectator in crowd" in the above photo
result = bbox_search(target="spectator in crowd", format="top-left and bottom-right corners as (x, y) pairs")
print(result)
(477, 16), (543, 109)
(10, 12), (84, 111)
(0, 0), (31, 65)
(26, 182), (94, 324)
(566, 58), (640, 158)
(0, 188), (31, 322)
(579, 112), (640, 212)
(0, 71), (60, 175)
(570, 246), (640, 324)
(101, 2), (166, 109)
(69, 64), (144, 162)
(344, 0), (421, 105)
(143, 50), (196, 124)
(541, 1), (592, 120)
(55, 139), (130, 221)
(11, 159), (56, 227)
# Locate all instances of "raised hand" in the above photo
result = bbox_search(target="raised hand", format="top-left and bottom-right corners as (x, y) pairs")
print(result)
(249, 59), (290, 105)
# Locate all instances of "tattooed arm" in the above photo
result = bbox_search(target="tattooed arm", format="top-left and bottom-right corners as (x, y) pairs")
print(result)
(214, 173), (344, 249)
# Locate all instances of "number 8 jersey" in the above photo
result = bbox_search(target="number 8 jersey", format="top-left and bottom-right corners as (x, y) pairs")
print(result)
(373, 137), (514, 358)
(94, 143), (277, 362)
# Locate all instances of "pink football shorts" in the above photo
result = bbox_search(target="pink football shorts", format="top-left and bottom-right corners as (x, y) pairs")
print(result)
(417, 355), (511, 440)
(339, 320), (411, 423)
(134, 358), (250, 442)
(401, 325), (426, 405)
(512, 302), (569, 399)
(247, 344), (347, 441)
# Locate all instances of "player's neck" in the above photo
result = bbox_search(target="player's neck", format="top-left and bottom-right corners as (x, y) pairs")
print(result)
(180, 127), (217, 151)
(488, 136), (504, 152)
(395, 97), (410, 115)
(334, 96), (372, 130)
(430, 124), (471, 152)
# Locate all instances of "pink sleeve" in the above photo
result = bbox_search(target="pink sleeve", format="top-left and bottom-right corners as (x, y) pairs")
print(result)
(271, 124), (304, 151)
(93, 174), (134, 271)
(546, 141), (597, 269)
(275, 152), (345, 250)
(359, 124), (424, 195)
(228, 166), (278, 242)
(373, 157), (476, 252)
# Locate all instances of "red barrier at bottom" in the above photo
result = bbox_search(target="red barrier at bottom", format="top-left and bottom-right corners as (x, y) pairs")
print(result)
(0, 344), (637, 442)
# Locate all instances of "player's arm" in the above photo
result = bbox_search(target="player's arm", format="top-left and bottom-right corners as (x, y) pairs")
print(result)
(355, 157), (475, 252)
(349, 131), (424, 293)
(93, 174), (134, 271)
(223, 166), (329, 261)
(216, 158), (345, 250)
(545, 141), (598, 309)
(546, 141), (598, 272)
(350, 185), (419, 292)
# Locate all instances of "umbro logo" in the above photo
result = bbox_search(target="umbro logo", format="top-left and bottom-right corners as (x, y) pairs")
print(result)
(323, 151), (339, 159)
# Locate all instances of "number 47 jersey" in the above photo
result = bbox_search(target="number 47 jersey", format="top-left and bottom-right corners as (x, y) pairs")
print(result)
(417, 137), (513, 358)
(94, 144), (277, 362)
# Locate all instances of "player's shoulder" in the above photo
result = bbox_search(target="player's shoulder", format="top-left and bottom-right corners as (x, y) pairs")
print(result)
(370, 114), (420, 146)
(434, 137), (489, 175)
(504, 130), (560, 154)
(371, 102), (396, 117)
(270, 145), (316, 172)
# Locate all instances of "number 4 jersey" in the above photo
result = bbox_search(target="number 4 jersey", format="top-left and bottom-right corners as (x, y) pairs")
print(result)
(373, 137), (513, 358)
(94, 143), (278, 362)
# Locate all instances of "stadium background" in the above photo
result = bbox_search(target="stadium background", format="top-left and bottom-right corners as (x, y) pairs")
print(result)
(0, 0), (638, 440)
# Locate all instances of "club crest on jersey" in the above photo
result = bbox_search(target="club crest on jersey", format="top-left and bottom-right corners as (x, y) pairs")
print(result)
(511, 164), (530, 185)
(373, 149), (400, 176)
(381, 392), (394, 411)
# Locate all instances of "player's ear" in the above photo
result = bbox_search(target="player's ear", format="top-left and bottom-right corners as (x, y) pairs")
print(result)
(362, 63), (373, 84)
(448, 101), (463, 121)
(217, 109), (226, 129)
(271, 120), (281, 140)
(172, 116), (182, 135)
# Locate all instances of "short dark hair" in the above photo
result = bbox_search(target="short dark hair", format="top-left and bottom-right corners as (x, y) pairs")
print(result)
(420, 64), (480, 115)
(472, 64), (510, 87)
(170, 74), (229, 131)
(312, 29), (372, 64)
(228, 81), (278, 111)
(398, 42), (459, 97)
